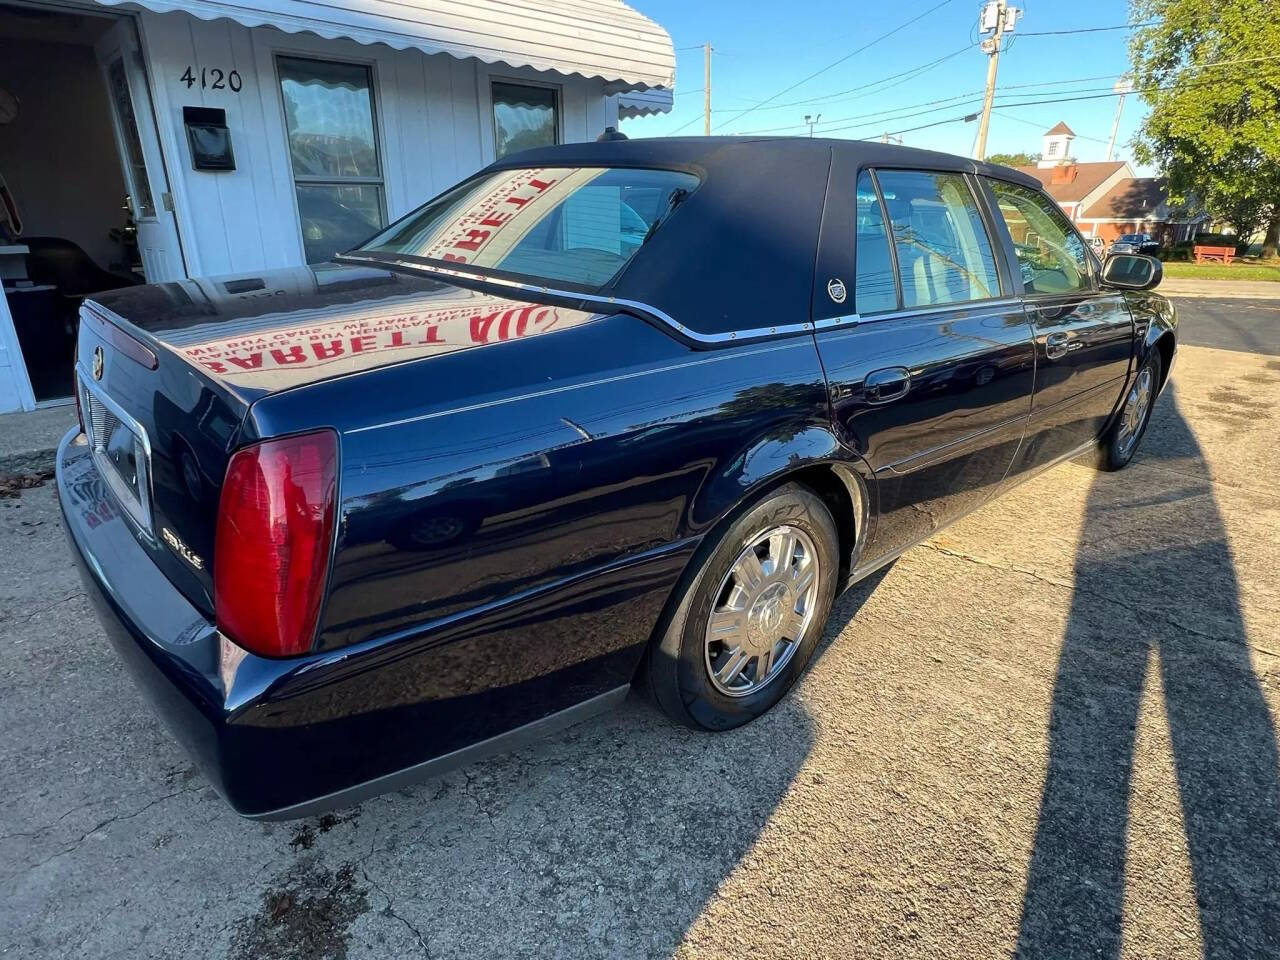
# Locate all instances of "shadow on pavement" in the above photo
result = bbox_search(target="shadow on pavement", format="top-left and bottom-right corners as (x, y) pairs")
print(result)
(1016, 384), (1280, 957)
(226, 567), (894, 959)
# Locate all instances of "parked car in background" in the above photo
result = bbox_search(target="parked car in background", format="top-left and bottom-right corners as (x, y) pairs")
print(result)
(1088, 236), (1107, 256)
(57, 138), (1177, 819)
(1110, 233), (1161, 257)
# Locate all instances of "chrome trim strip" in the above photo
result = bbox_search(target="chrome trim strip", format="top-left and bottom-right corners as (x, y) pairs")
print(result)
(245, 685), (631, 820)
(337, 252), (818, 344)
(338, 254), (1023, 343)
(824, 297), (1023, 329)
(76, 364), (156, 540)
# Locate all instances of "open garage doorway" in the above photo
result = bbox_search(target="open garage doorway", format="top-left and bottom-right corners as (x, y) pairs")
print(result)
(0, 2), (183, 407)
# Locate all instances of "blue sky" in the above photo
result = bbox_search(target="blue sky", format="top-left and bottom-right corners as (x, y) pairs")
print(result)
(622, 0), (1153, 173)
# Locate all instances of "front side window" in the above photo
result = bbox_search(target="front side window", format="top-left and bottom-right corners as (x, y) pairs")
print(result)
(987, 179), (1090, 295)
(279, 57), (386, 264)
(876, 170), (1001, 308)
(855, 170), (898, 314)
(359, 166), (698, 290)
(492, 82), (558, 159)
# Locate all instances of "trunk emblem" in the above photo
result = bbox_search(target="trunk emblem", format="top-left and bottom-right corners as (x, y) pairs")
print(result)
(162, 527), (205, 570)
(92, 346), (105, 381)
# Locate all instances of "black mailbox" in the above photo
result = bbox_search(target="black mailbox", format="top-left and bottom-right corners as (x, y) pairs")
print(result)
(183, 106), (235, 171)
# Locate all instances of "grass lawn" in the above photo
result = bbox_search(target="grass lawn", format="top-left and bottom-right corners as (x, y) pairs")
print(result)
(1162, 261), (1280, 281)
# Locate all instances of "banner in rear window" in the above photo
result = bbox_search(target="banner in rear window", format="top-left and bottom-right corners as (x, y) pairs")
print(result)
(359, 166), (699, 290)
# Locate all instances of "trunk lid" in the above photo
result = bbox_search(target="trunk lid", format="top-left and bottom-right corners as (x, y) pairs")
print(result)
(79, 261), (602, 618)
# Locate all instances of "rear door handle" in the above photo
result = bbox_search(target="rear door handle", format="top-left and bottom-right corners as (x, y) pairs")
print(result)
(864, 366), (911, 404)
(1045, 331), (1070, 360)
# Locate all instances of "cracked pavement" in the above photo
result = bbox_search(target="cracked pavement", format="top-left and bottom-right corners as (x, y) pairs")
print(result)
(2, 336), (1279, 958)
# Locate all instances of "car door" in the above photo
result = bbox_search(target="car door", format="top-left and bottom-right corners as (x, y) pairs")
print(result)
(811, 164), (1036, 562)
(981, 178), (1134, 472)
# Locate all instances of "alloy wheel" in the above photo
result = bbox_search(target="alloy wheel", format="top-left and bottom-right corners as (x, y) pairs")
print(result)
(703, 524), (819, 697)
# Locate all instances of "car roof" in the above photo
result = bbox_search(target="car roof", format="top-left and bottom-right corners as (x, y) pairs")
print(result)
(492, 136), (1043, 189)
(481, 138), (1044, 337)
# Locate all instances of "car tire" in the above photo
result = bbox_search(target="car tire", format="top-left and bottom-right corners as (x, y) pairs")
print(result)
(644, 483), (840, 731)
(1097, 350), (1162, 471)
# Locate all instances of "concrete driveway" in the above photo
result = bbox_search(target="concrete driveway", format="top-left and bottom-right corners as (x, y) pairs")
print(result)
(2, 330), (1278, 957)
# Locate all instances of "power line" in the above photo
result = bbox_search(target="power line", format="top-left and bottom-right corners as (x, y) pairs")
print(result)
(710, 44), (975, 116)
(1018, 20), (1159, 36)
(730, 50), (1280, 136)
(998, 111), (1112, 145)
(711, 0), (957, 132)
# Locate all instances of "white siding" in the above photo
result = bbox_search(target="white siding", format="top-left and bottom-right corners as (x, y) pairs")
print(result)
(0, 8), (629, 412)
(138, 11), (618, 278)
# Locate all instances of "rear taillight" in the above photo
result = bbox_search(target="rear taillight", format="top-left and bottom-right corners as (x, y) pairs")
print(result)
(214, 430), (338, 658)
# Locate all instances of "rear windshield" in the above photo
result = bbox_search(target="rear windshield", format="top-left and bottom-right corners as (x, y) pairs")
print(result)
(357, 166), (699, 290)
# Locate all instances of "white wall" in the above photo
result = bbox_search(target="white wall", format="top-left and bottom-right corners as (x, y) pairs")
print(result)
(136, 11), (618, 278)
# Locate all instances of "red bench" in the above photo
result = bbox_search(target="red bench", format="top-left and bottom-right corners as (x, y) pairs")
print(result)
(1194, 245), (1235, 264)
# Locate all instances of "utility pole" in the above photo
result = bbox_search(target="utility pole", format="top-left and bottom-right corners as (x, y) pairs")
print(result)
(804, 114), (822, 137)
(704, 43), (712, 135)
(973, 0), (1019, 161)
(1106, 76), (1135, 161)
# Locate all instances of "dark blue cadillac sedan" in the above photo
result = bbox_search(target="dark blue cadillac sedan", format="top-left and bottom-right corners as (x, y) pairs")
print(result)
(58, 137), (1176, 818)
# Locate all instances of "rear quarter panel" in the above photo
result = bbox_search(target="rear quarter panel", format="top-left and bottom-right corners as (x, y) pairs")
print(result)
(242, 315), (846, 769)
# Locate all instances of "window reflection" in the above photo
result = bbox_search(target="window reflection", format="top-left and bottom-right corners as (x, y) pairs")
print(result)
(855, 171), (898, 313)
(987, 179), (1090, 295)
(279, 57), (386, 263)
(876, 170), (1001, 308)
(492, 82), (558, 159)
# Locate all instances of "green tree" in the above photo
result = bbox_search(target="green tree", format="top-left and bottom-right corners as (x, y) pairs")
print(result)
(985, 151), (1042, 167)
(1131, 0), (1280, 256)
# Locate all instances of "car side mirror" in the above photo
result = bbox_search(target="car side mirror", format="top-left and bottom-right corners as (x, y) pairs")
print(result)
(1102, 253), (1162, 290)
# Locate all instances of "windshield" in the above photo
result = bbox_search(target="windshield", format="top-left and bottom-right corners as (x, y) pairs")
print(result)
(355, 166), (699, 290)
(1118, 234), (1142, 242)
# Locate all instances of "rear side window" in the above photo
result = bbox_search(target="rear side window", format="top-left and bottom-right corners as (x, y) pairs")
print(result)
(855, 171), (899, 314)
(876, 170), (1001, 308)
(987, 179), (1090, 295)
(360, 166), (699, 290)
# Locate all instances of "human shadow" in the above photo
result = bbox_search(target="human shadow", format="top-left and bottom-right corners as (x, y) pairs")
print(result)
(1016, 384), (1280, 957)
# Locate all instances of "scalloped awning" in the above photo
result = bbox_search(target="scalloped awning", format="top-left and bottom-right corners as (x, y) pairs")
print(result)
(616, 87), (673, 118)
(95, 0), (675, 92)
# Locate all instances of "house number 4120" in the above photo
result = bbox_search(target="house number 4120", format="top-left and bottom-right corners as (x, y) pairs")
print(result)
(179, 67), (243, 92)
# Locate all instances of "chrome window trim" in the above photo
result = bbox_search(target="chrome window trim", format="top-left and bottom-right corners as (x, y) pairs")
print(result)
(337, 252), (819, 344)
(819, 296), (1022, 330)
(76, 364), (156, 541)
(338, 255), (1022, 344)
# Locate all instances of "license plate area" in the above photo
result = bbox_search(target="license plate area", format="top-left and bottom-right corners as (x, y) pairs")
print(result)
(77, 368), (155, 539)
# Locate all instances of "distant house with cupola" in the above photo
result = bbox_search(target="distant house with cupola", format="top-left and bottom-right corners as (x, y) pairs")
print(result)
(1015, 123), (1207, 245)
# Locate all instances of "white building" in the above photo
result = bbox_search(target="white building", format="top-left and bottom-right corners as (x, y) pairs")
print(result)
(0, 0), (674, 413)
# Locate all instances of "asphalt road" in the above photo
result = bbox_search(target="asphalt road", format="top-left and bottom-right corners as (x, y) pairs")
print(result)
(2, 338), (1278, 958)
(1171, 296), (1280, 356)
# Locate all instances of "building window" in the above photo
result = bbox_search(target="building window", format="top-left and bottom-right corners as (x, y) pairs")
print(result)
(491, 81), (558, 159)
(278, 56), (386, 264)
(1046, 140), (1060, 158)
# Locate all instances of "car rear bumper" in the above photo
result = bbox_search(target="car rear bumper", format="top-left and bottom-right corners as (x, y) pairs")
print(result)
(57, 429), (232, 799)
(56, 428), (642, 819)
